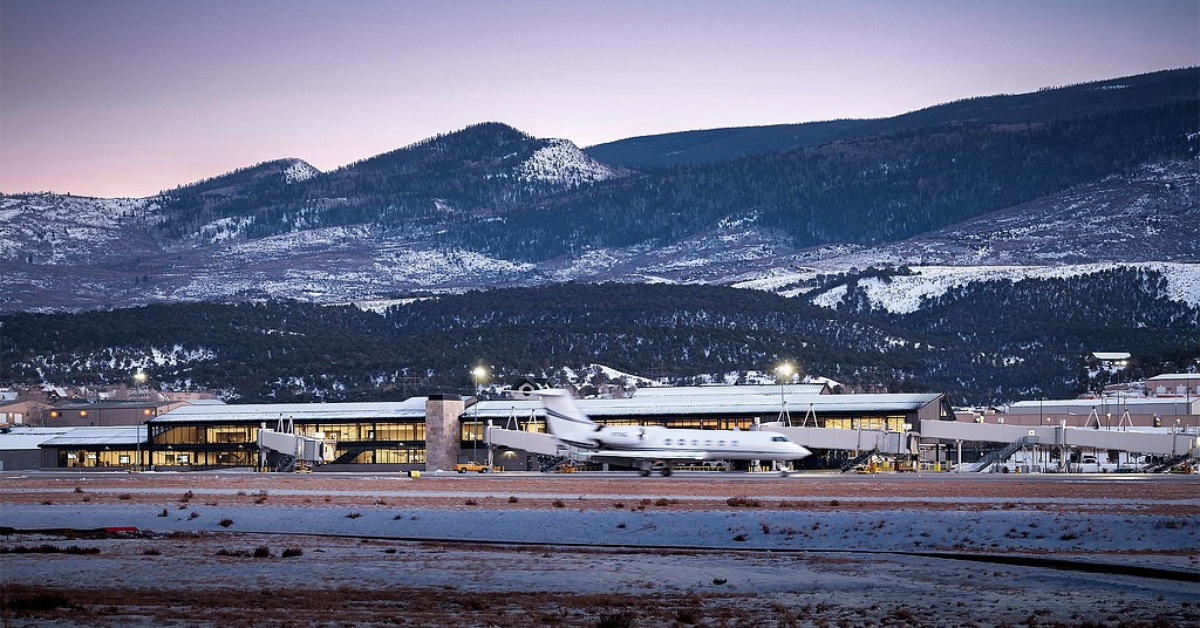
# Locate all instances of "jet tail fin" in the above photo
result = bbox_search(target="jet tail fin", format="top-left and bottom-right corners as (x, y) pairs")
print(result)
(525, 389), (597, 435)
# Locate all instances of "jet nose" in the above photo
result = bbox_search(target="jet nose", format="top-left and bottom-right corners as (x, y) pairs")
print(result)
(792, 444), (812, 459)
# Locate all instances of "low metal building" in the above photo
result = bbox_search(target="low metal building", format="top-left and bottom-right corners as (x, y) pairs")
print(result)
(0, 427), (72, 470)
(38, 426), (148, 469)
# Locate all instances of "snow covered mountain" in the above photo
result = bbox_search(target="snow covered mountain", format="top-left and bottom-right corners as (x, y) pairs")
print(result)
(1, 66), (1197, 314)
(3, 158), (1196, 314)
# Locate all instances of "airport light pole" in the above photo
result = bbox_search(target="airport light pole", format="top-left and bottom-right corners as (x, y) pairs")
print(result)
(471, 366), (489, 464)
(133, 370), (149, 471)
(775, 362), (794, 426)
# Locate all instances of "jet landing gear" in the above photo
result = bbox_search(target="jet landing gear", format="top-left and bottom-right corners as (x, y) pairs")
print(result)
(638, 461), (674, 477)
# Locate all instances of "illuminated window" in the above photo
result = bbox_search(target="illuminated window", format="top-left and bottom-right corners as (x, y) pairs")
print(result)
(79, 410), (88, 418)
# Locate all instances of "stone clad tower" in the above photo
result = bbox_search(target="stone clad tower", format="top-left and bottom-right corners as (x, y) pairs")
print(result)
(424, 395), (464, 472)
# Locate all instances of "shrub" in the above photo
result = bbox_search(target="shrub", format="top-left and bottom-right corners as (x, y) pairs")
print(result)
(346, 512), (362, 519)
(726, 496), (761, 508)
(733, 534), (747, 542)
(6, 590), (72, 611)
(253, 546), (272, 558)
(654, 498), (674, 506)
(74, 486), (84, 493)
(508, 496), (519, 503)
(181, 490), (194, 502)
(613, 502), (625, 509)
(117, 494), (133, 501)
(464, 499), (479, 506)
(829, 499), (841, 507)
(158, 508), (169, 517)
(218, 518), (232, 527)
(281, 547), (303, 558)
(0, 545), (99, 555)
(552, 500), (565, 508)
(595, 612), (635, 628)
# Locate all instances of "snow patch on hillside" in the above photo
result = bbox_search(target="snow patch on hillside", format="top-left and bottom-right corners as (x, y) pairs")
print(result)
(517, 140), (619, 185)
(226, 225), (375, 260)
(809, 263), (1200, 314)
(283, 159), (320, 184)
(0, 194), (156, 263)
(198, 216), (255, 243)
(374, 249), (536, 284)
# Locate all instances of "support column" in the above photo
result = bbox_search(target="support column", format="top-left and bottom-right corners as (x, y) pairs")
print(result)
(425, 395), (465, 472)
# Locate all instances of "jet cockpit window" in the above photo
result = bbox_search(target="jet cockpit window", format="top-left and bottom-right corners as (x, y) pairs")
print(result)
(770, 436), (790, 442)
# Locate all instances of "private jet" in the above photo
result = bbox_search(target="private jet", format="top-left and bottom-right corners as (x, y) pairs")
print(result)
(530, 389), (811, 476)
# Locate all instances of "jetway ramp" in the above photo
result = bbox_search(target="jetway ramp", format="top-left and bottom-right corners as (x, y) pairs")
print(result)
(920, 420), (1198, 457)
(485, 426), (565, 457)
(257, 420), (335, 471)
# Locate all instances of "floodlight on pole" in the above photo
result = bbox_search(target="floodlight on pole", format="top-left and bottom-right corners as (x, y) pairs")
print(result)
(774, 362), (794, 426)
(470, 366), (490, 463)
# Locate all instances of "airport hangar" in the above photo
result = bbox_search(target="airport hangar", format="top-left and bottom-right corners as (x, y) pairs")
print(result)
(32, 385), (953, 472)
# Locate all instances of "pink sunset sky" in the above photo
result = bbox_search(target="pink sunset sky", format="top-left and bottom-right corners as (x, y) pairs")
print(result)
(1, 0), (1197, 198)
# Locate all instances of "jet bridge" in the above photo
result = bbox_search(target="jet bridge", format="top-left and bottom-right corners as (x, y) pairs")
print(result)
(919, 420), (1198, 457)
(257, 418), (336, 472)
(484, 425), (564, 457)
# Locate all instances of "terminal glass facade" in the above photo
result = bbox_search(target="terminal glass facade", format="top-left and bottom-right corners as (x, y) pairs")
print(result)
(147, 419), (428, 469)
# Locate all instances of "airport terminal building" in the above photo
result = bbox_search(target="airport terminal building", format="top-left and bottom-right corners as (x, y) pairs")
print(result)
(15, 385), (954, 472)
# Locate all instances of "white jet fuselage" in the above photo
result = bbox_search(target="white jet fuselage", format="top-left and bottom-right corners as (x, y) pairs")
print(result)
(560, 424), (809, 462)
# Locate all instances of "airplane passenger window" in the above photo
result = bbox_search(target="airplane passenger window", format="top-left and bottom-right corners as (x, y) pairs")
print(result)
(718, 440), (725, 447)
(704, 440), (712, 447)
(732, 440), (739, 446)
(692, 439), (698, 446)
(665, 438), (672, 446)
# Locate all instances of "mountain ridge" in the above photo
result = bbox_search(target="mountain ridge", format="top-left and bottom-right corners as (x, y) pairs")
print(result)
(585, 67), (1200, 167)
(0, 68), (1196, 315)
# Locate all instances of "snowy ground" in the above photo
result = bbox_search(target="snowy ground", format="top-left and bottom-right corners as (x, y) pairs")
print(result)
(1, 472), (1197, 627)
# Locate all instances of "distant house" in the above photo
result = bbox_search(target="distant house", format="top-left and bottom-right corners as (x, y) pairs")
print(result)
(508, 377), (553, 399)
(1147, 373), (1200, 398)
(1, 399), (52, 426)
(42, 400), (190, 427)
(1090, 352), (1131, 369)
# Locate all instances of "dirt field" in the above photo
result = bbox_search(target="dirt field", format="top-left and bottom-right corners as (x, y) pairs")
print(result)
(2, 471), (1198, 628)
